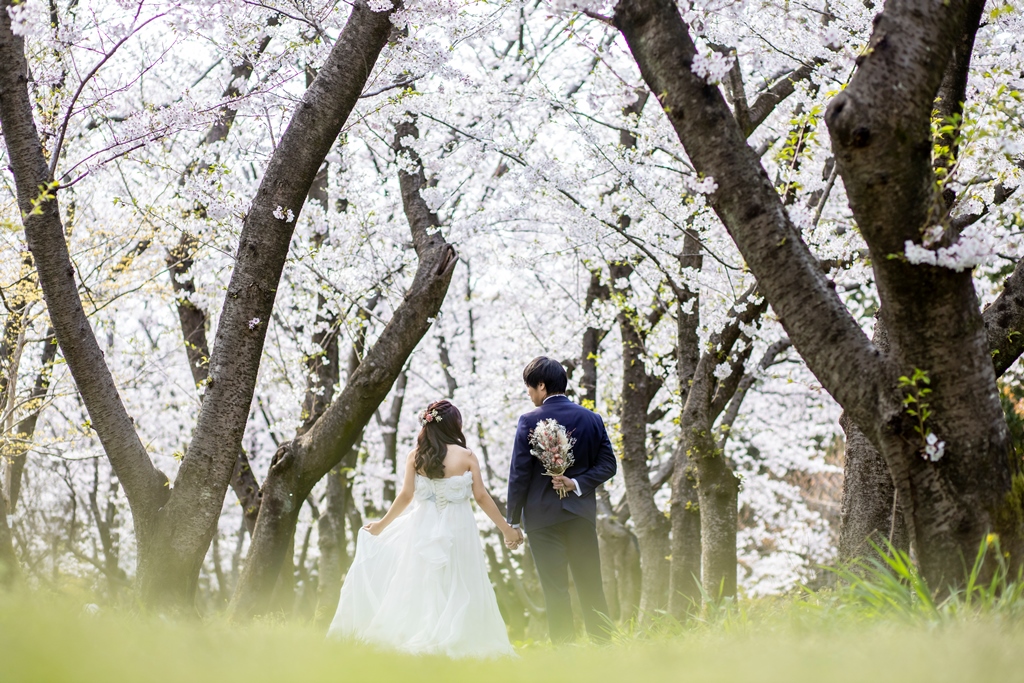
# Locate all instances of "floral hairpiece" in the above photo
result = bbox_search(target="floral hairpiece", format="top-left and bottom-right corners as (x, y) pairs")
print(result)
(419, 408), (442, 427)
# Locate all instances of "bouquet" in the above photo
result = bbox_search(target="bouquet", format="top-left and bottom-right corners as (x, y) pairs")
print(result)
(528, 419), (576, 499)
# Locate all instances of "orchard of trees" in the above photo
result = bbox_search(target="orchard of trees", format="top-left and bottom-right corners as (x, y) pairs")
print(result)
(2, 0), (1024, 638)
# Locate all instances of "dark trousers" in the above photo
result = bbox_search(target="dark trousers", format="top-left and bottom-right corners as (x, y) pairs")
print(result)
(527, 516), (610, 643)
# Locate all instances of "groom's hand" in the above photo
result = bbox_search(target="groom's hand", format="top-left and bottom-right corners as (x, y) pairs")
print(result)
(551, 475), (576, 494)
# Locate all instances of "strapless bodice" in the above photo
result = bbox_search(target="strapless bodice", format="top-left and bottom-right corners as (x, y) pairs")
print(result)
(415, 470), (473, 510)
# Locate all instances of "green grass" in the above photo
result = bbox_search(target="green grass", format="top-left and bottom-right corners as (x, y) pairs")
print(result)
(2, 591), (1024, 683)
(6, 541), (1024, 683)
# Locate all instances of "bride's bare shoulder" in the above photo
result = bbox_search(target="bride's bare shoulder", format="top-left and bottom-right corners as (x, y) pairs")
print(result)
(444, 444), (475, 470)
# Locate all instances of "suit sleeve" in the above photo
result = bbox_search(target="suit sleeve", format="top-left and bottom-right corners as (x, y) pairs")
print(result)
(572, 415), (617, 497)
(506, 416), (533, 525)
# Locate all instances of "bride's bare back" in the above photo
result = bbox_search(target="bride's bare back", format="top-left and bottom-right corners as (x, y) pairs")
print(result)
(366, 443), (519, 551)
(422, 443), (473, 479)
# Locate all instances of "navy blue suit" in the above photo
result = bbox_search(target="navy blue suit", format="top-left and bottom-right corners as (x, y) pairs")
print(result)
(506, 395), (616, 641)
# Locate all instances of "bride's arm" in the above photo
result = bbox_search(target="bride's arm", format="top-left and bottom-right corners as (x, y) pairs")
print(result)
(364, 450), (417, 535)
(469, 454), (521, 547)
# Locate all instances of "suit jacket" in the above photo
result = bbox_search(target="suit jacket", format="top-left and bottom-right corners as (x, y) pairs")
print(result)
(506, 395), (617, 532)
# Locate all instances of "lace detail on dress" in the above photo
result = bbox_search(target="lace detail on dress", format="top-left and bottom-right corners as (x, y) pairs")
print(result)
(415, 471), (473, 511)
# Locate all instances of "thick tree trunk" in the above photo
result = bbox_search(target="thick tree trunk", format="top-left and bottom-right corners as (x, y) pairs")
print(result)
(838, 319), (908, 563)
(0, 1), (171, 569)
(838, 414), (908, 563)
(135, 0), (400, 609)
(825, 2), (1023, 586)
(842, 255), (1024, 566)
(613, 0), (1024, 589)
(0, 0), (401, 609)
(228, 118), (458, 620)
(836, 2), (989, 570)
(692, 435), (738, 600)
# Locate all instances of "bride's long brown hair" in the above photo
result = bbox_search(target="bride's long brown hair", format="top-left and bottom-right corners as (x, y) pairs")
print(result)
(414, 400), (468, 479)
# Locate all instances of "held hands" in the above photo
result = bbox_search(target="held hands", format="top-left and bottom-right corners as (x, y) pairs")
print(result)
(363, 521), (385, 536)
(503, 525), (524, 550)
(551, 475), (576, 494)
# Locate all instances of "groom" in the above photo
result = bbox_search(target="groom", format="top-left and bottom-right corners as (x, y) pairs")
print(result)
(506, 356), (617, 642)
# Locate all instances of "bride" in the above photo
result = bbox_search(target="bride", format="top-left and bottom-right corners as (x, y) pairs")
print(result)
(327, 399), (520, 658)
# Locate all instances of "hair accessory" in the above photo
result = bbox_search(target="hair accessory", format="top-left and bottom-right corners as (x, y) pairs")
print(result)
(418, 407), (443, 427)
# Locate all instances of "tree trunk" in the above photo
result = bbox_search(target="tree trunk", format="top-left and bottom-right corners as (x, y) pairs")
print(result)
(314, 462), (350, 626)
(824, 2), (1023, 586)
(612, 0), (1024, 589)
(692, 434), (738, 600)
(668, 231), (702, 618)
(0, 0), (402, 609)
(0, 1), (172, 585)
(379, 370), (408, 504)
(615, 282), (670, 617)
(836, 2), (983, 569)
(838, 316), (909, 563)
(667, 441), (701, 615)
(838, 414), (908, 563)
(0, 486), (18, 588)
(228, 117), (458, 620)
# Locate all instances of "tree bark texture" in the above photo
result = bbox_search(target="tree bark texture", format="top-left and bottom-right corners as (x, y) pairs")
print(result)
(838, 317), (909, 563)
(839, 413), (909, 563)
(843, 255), (1024, 565)
(684, 290), (766, 602)
(613, 263), (670, 618)
(825, 2), (1023, 586)
(613, 0), (1024, 589)
(667, 231), (702, 617)
(313, 461), (351, 625)
(0, 0), (171, 550)
(228, 117), (458, 620)
(667, 438), (700, 615)
(0, 0), (401, 608)
(135, 0), (401, 608)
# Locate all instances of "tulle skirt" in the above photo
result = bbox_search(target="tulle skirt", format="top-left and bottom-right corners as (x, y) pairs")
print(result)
(327, 498), (515, 659)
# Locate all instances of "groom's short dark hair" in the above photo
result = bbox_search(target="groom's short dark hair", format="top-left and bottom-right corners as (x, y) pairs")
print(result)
(523, 357), (568, 394)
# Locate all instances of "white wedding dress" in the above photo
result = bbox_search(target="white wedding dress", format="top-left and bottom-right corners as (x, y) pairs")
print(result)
(327, 471), (515, 659)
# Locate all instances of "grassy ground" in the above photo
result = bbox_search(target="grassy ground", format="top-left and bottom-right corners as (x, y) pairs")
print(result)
(2, 592), (1023, 683)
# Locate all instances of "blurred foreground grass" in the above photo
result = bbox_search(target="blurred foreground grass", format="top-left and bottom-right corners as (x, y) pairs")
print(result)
(2, 591), (1022, 683)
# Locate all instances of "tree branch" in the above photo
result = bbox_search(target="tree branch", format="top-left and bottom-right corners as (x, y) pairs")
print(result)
(985, 260), (1024, 378)
(745, 61), (820, 137)
(612, 0), (893, 436)
(0, 5), (169, 520)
